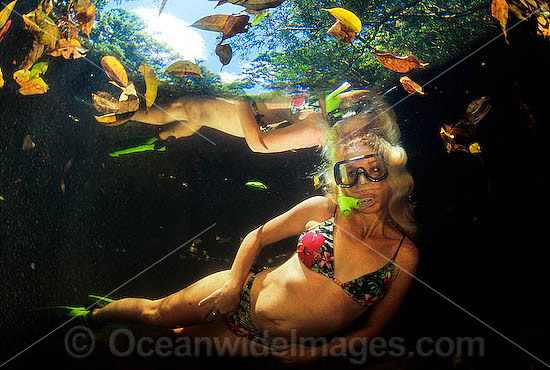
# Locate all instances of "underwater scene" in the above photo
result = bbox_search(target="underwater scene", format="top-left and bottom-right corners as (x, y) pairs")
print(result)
(0, 0), (548, 369)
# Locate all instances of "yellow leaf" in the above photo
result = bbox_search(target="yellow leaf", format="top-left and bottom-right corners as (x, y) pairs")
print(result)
(322, 8), (362, 33)
(100, 56), (128, 87)
(165, 60), (202, 77)
(0, 66), (4, 88)
(18, 77), (49, 95)
(13, 69), (31, 85)
(138, 65), (159, 111)
(0, 0), (17, 29)
(491, 0), (509, 43)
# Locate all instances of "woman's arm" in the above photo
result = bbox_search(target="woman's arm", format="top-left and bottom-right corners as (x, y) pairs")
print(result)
(199, 196), (334, 316)
(236, 100), (328, 153)
(228, 196), (334, 286)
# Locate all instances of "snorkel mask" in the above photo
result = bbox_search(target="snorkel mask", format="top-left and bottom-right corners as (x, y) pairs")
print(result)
(326, 82), (387, 216)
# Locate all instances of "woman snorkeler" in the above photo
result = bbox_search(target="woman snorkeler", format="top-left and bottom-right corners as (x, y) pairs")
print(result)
(129, 82), (372, 153)
(82, 93), (419, 364)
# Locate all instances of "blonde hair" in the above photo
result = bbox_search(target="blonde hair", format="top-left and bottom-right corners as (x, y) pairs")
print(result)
(317, 93), (418, 239)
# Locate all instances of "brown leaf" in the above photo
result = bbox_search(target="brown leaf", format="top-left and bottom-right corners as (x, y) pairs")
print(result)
(92, 91), (120, 114)
(221, 14), (249, 40)
(165, 60), (202, 77)
(464, 96), (491, 125)
(327, 21), (355, 43)
(191, 14), (230, 32)
(375, 52), (429, 73)
(20, 41), (45, 70)
(191, 14), (249, 41)
(212, 0), (284, 11)
(74, 0), (95, 37)
(216, 43), (232, 65)
(49, 38), (88, 59)
(399, 76), (425, 95)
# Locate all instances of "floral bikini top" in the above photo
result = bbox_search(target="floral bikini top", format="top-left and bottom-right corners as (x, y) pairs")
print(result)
(296, 217), (405, 307)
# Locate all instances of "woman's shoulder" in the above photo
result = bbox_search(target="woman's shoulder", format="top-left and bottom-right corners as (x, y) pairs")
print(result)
(297, 196), (335, 217)
(289, 196), (336, 226)
(394, 236), (419, 274)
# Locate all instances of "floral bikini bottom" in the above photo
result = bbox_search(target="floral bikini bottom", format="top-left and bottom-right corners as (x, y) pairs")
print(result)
(225, 270), (271, 346)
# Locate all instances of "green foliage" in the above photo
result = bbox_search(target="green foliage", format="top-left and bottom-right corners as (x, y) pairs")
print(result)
(232, 0), (493, 92)
(87, 8), (172, 73)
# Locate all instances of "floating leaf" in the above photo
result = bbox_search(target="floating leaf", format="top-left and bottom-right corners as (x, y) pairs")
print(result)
(22, 134), (36, 151)
(191, 14), (249, 41)
(245, 180), (267, 190)
(20, 41), (45, 70)
(399, 76), (425, 95)
(94, 111), (135, 127)
(0, 0), (17, 29)
(13, 67), (49, 95)
(215, 43), (232, 66)
(165, 60), (202, 77)
(323, 8), (362, 33)
(93, 84), (138, 125)
(0, 19), (11, 43)
(464, 96), (491, 125)
(18, 77), (48, 95)
(439, 124), (479, 155)
(491, 0), (509, 43)
(74, 0), (95, 37)
(327, 21), (355, 43)
(100, 56), (128, 87)
(92, 91), (120, 114)
(49, 38), (88, 59)
(191, 14), (230, 32)
(29, 61), (48, 80)
(376, 52), (429, 73)
(138, 65), (158, 111)
(13, 69), (30, 85)
(211, 0), (284, 11)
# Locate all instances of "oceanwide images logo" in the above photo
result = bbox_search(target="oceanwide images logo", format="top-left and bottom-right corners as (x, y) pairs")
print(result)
(64, 326), (485, 364)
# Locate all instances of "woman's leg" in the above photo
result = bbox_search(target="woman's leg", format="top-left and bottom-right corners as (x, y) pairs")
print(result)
(132, 96), (245, 138)
(91, 270), (238, 328)
(159, 121), (202, 140)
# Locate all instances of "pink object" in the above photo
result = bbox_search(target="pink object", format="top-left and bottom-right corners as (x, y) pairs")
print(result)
(0, 20), (11, 43)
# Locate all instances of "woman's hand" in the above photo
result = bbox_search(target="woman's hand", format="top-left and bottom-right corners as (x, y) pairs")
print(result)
(198, 280), (242, 322)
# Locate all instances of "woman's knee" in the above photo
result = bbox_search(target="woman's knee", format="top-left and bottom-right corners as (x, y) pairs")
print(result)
(141, 299), (166, 325)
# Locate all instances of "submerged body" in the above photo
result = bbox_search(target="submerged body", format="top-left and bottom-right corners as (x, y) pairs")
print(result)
(131, 96), (327, 153)
(89, 96), (419, 363)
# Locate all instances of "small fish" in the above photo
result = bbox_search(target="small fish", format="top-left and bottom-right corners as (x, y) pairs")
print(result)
(22, 134), (35, 151)
(60, 179), (66, 195)
(64, 157), (74, 173)
(0, 195), (5, 201)
(68, 114), (80, 122)
(216, 235), (231, 244)
(245, 181), (267, 190)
